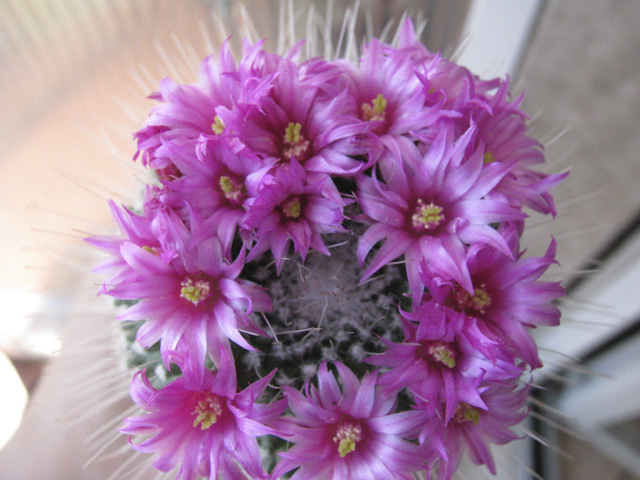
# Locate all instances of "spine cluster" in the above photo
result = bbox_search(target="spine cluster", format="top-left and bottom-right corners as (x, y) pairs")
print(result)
(88, 19), (567, 480)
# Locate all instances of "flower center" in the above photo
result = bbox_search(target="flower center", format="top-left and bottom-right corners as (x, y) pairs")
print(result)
(418, 340), (458, 369)
(361, 93), (387, 122)
(192, 392), (225, 430)
(333, 421), (363, 458)
(282, 122), (310, 161)
(211, 115), (225, 135)
(452, 284), (492, 314)
(281, 195), (302, 219)
(180, 277), (212, 306)
(411, 199), (445, 232)
(452, 402), (480, 425)
(483, 151), (496, 164)
(156, 163), (182, 181)
(218, 175), (246, 205)
(142, 245), (160, 255)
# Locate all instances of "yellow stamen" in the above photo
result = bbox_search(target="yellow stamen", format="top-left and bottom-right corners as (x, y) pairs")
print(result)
(180, 278), (211, 305)
(453, 284), (492, 314)
(483, 151), (496, 164)
(282, 122), (310, 161)
(333, 422), (363, 458)
(284, 122), (302, 144)
(219, 175), (245, 203)
(338, 438), (357, 457)
(372, 94), (387, 115)
(428, 343), (456, 369)
(361, 93), (387, 122)
(453, 402), (480, 425)
(472, 288), (492, 310)
(192, 393), (224, 430)
(282, 196), (302, 219)
(211, 115), (225, 135)
(411, 199), (445, 231)
(219, 176), (234, 195)
(282, 122), (310, 162)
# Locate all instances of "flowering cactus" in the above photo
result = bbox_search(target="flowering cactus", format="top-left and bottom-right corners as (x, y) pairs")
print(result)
(88, 18), (567, 480)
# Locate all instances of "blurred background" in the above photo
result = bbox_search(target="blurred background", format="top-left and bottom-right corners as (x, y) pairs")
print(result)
(0, 0), (639, 478)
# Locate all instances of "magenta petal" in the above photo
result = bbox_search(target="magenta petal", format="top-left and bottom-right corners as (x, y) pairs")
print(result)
(356, 223), (398, 265)
(360, 233), (412, 281)
(317, 362), (342, 406)
(420, 235), (472, 293)
(333, 361), (361, 403)
(129, 369), (156, 407)
(214, 302), (255, 351)
(368, 410), (426, 436)
(350, 370), (377, 418)
(119, 242), (169, 275)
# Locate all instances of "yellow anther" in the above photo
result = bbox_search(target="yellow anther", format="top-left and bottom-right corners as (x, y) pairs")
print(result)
(411, 199), (445, 231)
(419, 340), (458, 369)
(180, 278), (211, 306)
(219, 176), (234, 195)
(453, 284), (492, 314)
(333, 422), (363, 458)
(483, 151), (496, 164)
(428, 343), (456, 369)
(372, 94), (387, 115)
(361, 93), (387, 122)
(453, 402), (480, 425)
(218, 175), (245, 203)
(282, 197), (301, 219)
(338, 438), (357, 458)
(472, 288), (492, 310)
(284, 122), (302, 144)
(282, 122), (310, 161)
(211, 115), (225, 135)
(192, 393), (224, 430)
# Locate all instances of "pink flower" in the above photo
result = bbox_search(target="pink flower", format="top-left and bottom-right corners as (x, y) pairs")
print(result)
(95, 205), (271, 373)
(422, 229), (564, 368)
(467, 79), (569, 216)
(416, 379), (529, 480)
(217, 55), (367, 177)
(243, 159), (346, 273)
(391, 19), (567, 216)
(271, 362), (430, 480)
(121, 350), (286, 480)
(356, 125), (525, 305)
(155, 136), (271, 258)
(367, 306), (522, 423)
(390, 20), (498, 116)
(134, 41), (243, 172)
(86, 197), (166, 282)
(342, 35), (448, 160)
